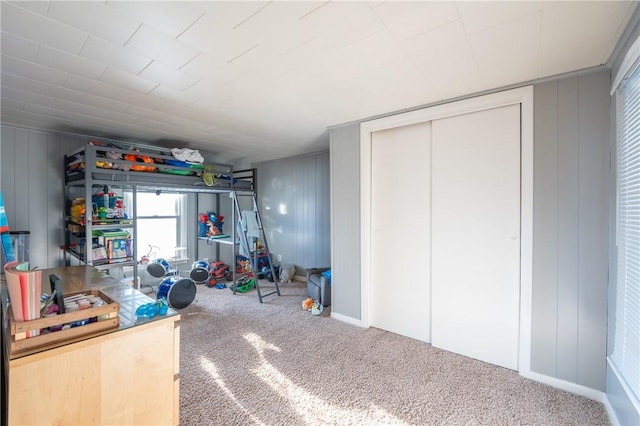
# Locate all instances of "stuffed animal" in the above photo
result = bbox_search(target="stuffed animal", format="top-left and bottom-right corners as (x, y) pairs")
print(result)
(302, 297), (313, 310)
(279, 264), (296, 283)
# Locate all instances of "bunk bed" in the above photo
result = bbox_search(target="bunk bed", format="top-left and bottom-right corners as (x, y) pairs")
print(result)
(63, 141), (263, 296)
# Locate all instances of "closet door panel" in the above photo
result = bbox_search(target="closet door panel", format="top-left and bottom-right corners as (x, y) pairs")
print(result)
(431, 104), (521, 370)
(370, 121), (431, 342)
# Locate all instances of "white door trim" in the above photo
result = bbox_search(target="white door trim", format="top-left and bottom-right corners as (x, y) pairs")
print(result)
(360, 86), (534, 374)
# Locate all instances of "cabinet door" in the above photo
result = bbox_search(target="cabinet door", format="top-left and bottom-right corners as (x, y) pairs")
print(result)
(9, 319), (179, 425)
(431, 104), (521, 370)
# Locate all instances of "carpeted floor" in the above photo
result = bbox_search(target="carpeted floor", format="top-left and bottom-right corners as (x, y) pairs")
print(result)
(178, 279), (610, 426)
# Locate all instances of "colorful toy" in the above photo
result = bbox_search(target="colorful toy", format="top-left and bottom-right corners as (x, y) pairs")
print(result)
(302, 297), (313, 310)
(198, 213), (208, 237)
(230, 276), (254, 293)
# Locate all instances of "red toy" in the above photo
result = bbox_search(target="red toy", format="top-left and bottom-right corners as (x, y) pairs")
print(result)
(206, 261), (231, 287)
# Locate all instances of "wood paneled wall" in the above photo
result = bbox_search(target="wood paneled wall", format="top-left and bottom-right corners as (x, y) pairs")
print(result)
(0, 126), (84, 269)
(253, 151), (330, 274)
(532, 70), (610, 391)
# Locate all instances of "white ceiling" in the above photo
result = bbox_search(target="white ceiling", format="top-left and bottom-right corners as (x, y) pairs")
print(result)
(1, 1), (636, 164)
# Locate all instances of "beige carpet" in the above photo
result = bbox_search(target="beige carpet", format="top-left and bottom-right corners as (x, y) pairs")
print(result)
(178, 280), (609, 426)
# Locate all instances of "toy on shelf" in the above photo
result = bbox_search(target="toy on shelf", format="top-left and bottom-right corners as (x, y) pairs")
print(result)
(198, 212), (225, 238)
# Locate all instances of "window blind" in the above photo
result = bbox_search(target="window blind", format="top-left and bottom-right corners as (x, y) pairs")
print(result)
(614, 60), (640, 401)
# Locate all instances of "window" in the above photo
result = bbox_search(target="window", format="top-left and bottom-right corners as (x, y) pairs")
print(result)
(127, 192), (188, 261)
(613, 59), (640, 401)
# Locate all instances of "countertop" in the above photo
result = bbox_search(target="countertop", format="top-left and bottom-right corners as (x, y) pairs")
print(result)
(2, 265), (179, 359)
(41, 266), (179, 330)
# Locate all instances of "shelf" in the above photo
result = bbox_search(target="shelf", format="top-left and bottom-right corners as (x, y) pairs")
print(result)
(67, 220), (133, 229)
(198, 236), (236, 245)
(66, 247), (135, 269)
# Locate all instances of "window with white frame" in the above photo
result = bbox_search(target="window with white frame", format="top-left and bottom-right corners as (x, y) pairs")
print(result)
(613, 59), (640, 401)
(129, 192), (189, 262)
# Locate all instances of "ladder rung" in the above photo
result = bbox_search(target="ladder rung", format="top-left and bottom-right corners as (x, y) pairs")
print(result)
(259, 290), (279, 298)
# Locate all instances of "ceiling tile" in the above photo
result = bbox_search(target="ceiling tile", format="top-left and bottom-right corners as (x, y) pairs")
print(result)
(415, 52), (485, 101)
(154, 102), (202, 121)
(177, 16), (258, 65)
(181, 53), (245, 86)
(469, 12), (541, 88)
(231, 1), (326, 55)
(456, 1), (542, 35)
(6, 1), (50, 15)
(1, 54), (68, 86)
(115, 89), (166, 110)
(37, 45), (107, 80)
(47, 1), (141, 46)
(124, 24), (201, 69)
(1, 2), (88, 54)
(539, 1), (635, 71)
(373, 1), (459, 42)
(64, 74), (123, 99)
(308, 29), (405, 83)
(80, 36), (153, 75)
(148, 85), (200, 106)
(83, 94), (130, 113)
(300, 2), (385, 50)
(0, 31), (39, 62)
(193, 1), (279, 31)
(2, 72), (86, 104)
(54, 97), (138, 123)
(138, 61), (200, 91)
(98, 67), (159, 94)
(1, 98), (26, 112)
(401, 20), (470, 61)
(106, 1), (204, 39)
(1, 86), (57, 108)
(124, 104), (169, 122)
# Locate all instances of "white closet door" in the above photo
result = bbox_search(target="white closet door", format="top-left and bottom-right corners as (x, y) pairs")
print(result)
(370, 122), (431, 342)
(431, 104), (521, 370)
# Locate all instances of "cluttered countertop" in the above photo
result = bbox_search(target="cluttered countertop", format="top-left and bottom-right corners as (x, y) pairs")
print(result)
(2, 265), (179, 359)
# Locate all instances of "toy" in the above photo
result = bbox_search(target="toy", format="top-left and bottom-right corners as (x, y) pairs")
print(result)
(280, 264), (296, 283)
(230, 276), (254, 293)
(205, 261), (231, 287)
(311, 301), (323, 315)
(198, 213), (208, 237)
(302, 297), (313, 310)
(199, 211), (225, 237)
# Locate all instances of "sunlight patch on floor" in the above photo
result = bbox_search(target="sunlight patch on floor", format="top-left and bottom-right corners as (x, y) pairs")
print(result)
(200, 357), (266, 426)
(244, 332), (408, 426)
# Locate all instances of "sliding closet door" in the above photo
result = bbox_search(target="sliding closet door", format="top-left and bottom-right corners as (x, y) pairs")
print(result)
(431, 105), (521, 370)
(370, 122), (431, 342)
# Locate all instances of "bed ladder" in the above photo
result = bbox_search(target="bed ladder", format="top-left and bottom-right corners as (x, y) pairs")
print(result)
(232, 192), (281, 303)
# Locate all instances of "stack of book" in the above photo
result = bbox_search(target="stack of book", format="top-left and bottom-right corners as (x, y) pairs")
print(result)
(93, 229), (133, 263)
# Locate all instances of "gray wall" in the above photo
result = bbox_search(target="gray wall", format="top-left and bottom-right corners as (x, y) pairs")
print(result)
(253, 151), (330, 273)
(532, 70), (610, 391)
(329, 69), (611, 391)
(0, 126), (84, 269)
(329, 124), (361, 319)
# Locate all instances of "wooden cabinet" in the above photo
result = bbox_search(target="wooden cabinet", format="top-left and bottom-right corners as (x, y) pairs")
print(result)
(4, 266), (180, 425)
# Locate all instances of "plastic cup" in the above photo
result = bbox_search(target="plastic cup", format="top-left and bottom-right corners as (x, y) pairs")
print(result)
(9, 231), (30, 264)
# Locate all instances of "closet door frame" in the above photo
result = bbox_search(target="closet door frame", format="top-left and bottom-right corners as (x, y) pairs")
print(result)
(359, 86), (534, 375)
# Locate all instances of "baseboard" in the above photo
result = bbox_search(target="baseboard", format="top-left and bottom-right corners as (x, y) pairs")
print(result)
(520, 370), (605, 403)
(330, 312), (365, 327)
